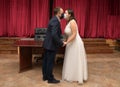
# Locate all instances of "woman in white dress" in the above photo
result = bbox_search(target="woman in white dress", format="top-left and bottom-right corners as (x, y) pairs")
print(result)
(62, 9), (88, 84)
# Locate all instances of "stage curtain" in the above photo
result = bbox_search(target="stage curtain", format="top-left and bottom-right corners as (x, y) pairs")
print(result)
(0, 0), (120, 39)
(53, 0), (120, 39)
(0, 0), (49, 37)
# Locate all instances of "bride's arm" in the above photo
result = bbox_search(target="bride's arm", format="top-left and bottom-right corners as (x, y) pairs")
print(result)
(66, 20), (77, 44)
(63, 34), (68, 42)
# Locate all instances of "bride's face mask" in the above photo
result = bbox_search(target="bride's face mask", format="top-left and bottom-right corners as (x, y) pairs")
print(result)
(64, 10), (70, 20)
(64, 14), (67, 19)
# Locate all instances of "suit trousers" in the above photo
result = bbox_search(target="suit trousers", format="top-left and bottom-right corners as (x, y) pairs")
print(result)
(42, 49), (56, 81)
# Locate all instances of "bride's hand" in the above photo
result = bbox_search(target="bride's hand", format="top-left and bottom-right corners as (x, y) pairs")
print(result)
(63, 41), (67, 47)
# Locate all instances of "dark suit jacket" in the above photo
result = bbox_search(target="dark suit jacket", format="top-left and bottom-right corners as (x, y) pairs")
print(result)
(43, 16), (63, 51)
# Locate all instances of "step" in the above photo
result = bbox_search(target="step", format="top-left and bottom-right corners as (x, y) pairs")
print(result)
(0, 50), (17, 54)
(83, 38), (106, 42)
(0, 45), (17, 51)
(0, 37), (113, 54)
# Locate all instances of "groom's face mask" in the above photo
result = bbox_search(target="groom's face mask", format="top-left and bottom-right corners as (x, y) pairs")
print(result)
(60, 13), (64, 19)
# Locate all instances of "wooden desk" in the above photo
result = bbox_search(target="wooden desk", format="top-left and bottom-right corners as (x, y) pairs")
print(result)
(15, 40), (65, 72)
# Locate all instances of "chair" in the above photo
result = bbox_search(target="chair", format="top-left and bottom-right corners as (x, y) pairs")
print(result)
(34, 28), (47, 63)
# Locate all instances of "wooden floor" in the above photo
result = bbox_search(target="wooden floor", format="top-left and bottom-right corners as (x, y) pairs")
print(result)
(0, 51), (120, 87)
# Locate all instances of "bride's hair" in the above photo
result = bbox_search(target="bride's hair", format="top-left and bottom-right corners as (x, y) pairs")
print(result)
(67, 9), (77, 23)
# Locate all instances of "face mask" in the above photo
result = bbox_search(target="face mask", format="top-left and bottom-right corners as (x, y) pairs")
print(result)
(60, 13), (64, 19)
(64, 14), (67, 19)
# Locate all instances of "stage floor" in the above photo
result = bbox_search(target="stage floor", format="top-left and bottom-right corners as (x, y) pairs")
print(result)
(0, 51), (120, 87)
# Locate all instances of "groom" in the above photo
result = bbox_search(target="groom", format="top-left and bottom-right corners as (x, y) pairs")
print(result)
(42, 7), (65, 84)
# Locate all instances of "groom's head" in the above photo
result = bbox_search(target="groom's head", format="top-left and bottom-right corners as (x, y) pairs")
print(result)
(54, 7), (64, 19)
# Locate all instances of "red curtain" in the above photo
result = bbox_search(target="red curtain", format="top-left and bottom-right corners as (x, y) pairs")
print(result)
(31, 0), (49, 37)
(53, 0), (120, 39)
(0, 0), (120, 39)
(0, 0), (8, 36)
(0, 0), (49, 37)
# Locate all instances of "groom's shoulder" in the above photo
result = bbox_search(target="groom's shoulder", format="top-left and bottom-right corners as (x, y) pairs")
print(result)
(50, 16), (58, 22)
(49, 16), (59, 25)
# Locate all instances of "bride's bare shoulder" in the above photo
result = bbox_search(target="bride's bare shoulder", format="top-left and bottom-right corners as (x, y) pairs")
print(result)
(69, 19), (77, 25)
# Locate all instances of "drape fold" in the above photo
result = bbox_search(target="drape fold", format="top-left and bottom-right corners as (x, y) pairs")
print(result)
(53, 0), (120, 39)
(0, 0), (120, 39)
(0, 0), (49, 37)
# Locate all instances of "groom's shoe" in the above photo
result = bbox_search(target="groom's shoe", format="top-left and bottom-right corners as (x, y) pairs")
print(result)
(43, 77), (48, 81)
(48, 79), (60, 84)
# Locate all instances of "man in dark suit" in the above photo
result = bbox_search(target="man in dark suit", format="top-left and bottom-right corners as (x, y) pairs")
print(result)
(42, 7), (65, 84)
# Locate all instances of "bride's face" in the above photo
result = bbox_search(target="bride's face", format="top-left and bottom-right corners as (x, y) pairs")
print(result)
(64, 10), (70, 20)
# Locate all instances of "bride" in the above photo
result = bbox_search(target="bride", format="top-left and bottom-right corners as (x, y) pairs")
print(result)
(62, 9), (88, 84)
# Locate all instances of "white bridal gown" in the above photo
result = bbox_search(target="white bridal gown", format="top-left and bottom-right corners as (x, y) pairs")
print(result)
(62, 20), (88, 84)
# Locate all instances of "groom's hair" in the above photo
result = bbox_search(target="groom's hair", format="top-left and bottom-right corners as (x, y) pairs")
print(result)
(54, 7), (61, 15)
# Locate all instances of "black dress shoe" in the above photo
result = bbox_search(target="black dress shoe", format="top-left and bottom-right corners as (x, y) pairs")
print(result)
(43, 77), (48, 81)
(48, 79), (60, 84)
